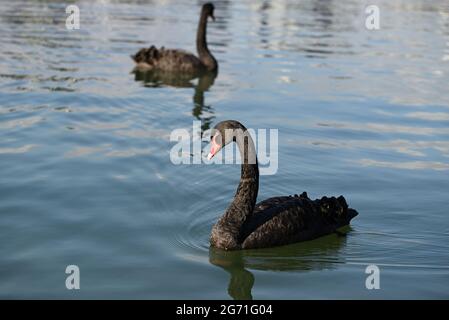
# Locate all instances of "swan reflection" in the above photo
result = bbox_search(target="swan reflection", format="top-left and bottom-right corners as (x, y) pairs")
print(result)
(133, 70), (217, 132)
(209, 230), (350, 300)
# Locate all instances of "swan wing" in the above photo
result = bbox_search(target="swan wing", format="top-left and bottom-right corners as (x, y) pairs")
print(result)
(240, 193), (357, 249)
(132, 46), (202, 72)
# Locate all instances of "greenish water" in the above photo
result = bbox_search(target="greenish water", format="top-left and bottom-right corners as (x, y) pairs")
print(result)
(0, 0), (448, 299)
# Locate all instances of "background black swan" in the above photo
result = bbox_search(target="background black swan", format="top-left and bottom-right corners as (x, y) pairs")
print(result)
(207, 120), (358, 250)
(131, 3), (218, 73)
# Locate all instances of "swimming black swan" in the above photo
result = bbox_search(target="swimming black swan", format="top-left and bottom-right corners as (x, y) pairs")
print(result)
(207, 120), (358, 250)
(131, 3), (217, 73)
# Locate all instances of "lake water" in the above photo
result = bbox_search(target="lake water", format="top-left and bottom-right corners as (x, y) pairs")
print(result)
(0, 0), (448, 299)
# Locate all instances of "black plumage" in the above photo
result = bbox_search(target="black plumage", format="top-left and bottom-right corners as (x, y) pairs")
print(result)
(208, 120), (358, 250)
(131, 3), (218, 73)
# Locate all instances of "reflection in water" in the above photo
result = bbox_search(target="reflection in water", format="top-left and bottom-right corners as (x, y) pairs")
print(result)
(1, 0), (448, 299)
(133, 70), (217, 132)
(209, 230), (349, 300)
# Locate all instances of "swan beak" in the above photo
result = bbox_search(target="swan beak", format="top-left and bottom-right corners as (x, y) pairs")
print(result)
(208, 133), (220, 160)
(207, 146), (219, 160)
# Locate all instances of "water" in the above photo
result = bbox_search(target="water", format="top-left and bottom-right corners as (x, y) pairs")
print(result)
(1, 0), (448, 299)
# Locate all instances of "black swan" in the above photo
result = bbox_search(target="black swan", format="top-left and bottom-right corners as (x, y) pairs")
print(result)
(131, 3), (217, 73)
(207, 120), (358, 250)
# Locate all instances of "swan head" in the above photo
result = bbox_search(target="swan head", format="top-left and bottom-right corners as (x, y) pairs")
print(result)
(207, 120), (247, 160)
(203, 3), (215, 21)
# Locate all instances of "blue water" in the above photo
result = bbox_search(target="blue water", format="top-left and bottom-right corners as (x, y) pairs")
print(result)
(0, 0), (448, 299)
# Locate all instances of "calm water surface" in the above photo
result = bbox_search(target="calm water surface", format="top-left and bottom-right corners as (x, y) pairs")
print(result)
(1, 0), (449, 299)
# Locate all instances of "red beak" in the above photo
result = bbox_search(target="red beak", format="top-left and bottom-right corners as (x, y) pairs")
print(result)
(207, 135), (220, 160)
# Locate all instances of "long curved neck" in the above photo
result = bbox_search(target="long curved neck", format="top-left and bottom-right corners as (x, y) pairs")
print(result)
(196, 9), (217, 71)
(220, 129), (259, 236)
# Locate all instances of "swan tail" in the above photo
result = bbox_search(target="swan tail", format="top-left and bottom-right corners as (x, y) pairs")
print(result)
(314, 194), (358, 224)
(347, 208), (359, 220)
(336, 196), (358, 221)
(131, 45), (161, 64)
